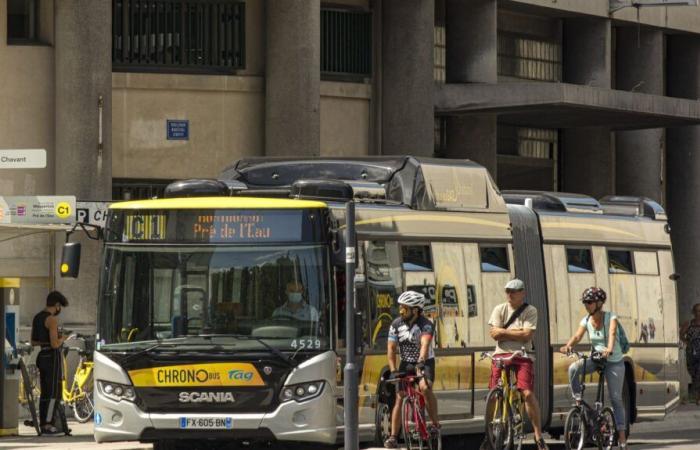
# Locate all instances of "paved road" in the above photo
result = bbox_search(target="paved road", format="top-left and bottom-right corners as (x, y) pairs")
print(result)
(6, 404), (700, 449)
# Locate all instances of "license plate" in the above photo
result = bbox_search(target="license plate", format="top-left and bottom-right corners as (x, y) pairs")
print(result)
(179, 417), (233, 430)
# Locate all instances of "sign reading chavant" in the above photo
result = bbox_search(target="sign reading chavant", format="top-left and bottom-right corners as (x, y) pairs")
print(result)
(0, 149), (47, 169)
(0, 196), (76, 224)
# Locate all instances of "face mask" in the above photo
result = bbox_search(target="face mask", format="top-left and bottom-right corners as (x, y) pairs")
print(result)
(288, 293), (303, 304)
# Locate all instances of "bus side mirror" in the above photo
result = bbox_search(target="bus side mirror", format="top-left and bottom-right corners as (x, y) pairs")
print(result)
(60, 242), (81, 278)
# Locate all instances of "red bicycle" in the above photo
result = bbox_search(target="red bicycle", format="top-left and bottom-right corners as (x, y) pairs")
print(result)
(385, 369), (442, 450)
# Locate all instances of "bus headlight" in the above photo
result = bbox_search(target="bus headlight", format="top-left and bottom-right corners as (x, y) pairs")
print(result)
(98, 380), (137, 402)
(279, 381), (324, 403)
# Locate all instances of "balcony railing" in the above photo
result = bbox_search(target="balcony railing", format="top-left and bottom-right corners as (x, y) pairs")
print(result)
(112, 0), (245, 74)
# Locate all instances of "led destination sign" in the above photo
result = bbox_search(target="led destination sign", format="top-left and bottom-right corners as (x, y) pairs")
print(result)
(118, 209), (307, 243)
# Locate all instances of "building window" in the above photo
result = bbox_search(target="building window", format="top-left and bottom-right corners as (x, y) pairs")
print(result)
(321, 8), (372, 79)
(434, 0), (446, 83)
(498, 32), (561, 82)
(112, 0), (245, 73)
(497, 125), (559, 191)
(7, 0), (39, 44)
(402, 245), (433, 271)
(434, 117), (447, 157)
(113, 179), (173, 200)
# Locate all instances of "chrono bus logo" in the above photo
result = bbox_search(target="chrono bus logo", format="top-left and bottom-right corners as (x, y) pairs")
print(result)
(128, 362), (265, 387)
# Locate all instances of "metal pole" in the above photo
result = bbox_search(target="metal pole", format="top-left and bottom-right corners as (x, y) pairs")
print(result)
(343, 201), (358, 450)
(0, 288), (6, 430)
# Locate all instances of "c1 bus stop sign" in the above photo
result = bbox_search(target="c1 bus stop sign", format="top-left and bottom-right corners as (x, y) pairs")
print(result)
(0, 196), (76, 225)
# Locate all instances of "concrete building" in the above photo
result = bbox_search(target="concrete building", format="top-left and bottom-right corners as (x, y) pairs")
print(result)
(2, 0), (700, 368)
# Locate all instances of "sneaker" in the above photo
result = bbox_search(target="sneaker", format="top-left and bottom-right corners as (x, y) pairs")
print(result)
(384, 435), (398, 449)
(535, 437), (549, 449)
(41, 425), (62, 436)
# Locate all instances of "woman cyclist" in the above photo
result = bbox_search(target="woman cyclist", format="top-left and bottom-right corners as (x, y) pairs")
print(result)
(560, 287), (628, 449)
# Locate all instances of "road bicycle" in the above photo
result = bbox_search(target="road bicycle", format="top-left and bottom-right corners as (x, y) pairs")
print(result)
(16, 341), (41, 436)
(563, 351), (616, 450)
(62, 333), (95, 422)
(384, 368), (442, 450)
(482, 350), (528, 450)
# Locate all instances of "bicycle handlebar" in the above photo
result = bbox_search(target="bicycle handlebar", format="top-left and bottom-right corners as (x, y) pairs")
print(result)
(480, 350), (528, 362)
(566, 350), (606, 362)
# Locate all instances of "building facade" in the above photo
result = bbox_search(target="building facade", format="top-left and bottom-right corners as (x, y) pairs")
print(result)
(2, 0), (700, 358)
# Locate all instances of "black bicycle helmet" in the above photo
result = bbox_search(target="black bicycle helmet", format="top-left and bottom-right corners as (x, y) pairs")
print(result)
(581, 287), (606, 303)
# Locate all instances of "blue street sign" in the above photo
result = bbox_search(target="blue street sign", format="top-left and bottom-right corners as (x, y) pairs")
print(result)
(167, 120), (189, 140)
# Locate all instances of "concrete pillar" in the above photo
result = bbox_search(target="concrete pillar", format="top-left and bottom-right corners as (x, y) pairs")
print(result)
(444, 0), (497, 176)
(667, 35), (700, 330)
(265, 0), (320, 157)
(381, 0), (434, 156)
(562, 128), (614, 199)
(562, 17), (612, 196)
(54, 0), (112, 327)
(615, 28), (665, 204)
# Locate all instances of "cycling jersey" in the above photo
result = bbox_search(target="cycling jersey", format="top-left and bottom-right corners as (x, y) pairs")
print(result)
(388, 315), (435, 363)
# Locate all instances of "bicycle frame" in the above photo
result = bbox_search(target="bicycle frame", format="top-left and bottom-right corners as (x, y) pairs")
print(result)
(61, 347), (94, 404)
(574, 355), (607, 422)
(493, 360), (524, 426)
(399, 375), (430, 442)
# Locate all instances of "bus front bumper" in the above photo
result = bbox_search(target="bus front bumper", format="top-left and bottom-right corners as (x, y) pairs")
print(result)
(94, 386), (337, 445)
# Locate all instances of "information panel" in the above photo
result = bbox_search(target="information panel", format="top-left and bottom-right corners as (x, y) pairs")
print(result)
(119, 209), (306, 243)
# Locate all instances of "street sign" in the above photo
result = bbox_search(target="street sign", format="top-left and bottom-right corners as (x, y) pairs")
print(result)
(0, 149), (46, 169)
(76, 201), (111, 227)
(167, 120), (189, 140)
(0, 196), (76, 224)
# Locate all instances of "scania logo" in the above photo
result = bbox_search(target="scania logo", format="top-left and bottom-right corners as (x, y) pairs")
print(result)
(228, 369), (254, 381)
(178, 392), (235, 403)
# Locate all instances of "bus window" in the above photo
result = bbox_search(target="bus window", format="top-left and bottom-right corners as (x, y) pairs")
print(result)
(480, 246), (510, 272)
(402, 244), (433, 271)
(607, 249), (634, 274)
(566, 248), (593, 273)
(366, 241), (402, 351)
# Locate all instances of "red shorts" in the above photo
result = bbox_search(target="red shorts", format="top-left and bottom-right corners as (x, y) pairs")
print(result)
(488, 354), (534, 392)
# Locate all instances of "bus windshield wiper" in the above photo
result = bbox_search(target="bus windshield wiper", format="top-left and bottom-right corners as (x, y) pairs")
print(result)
(220, 334), (294, 367)
(119, 337), (227, 364)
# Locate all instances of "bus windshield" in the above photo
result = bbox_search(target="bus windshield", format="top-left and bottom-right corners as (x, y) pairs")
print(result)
(97, 244), (331, 353)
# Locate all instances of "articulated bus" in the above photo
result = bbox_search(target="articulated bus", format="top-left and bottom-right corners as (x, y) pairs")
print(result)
(80, 157), (679, 450)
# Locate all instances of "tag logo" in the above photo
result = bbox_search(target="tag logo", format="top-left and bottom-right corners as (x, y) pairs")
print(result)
(228, 370), (254, 381)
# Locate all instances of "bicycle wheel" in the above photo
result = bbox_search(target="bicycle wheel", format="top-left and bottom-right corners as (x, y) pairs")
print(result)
(485, 387), (508, 450)
(596, 407), (617, 450)
(563, 407), (586, 450)
(402, 396), (424, 450)
(19, 359), (41, 436)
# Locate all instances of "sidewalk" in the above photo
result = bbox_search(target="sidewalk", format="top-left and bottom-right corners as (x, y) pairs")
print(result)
(0, 421), (151, 449)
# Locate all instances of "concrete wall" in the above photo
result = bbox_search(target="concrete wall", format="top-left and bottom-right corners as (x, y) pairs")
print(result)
(112, 73), (265, 179)
(320, 82), (371, 157)
(0, 0), (56, 330)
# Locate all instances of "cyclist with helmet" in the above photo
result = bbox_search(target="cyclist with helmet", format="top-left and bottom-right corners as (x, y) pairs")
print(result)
(383, 290), (439, 448)
(488, 279), (548, 450)
(560, 287), (628, 448)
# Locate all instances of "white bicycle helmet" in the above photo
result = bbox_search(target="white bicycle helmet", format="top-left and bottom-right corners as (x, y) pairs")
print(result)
(397, 291), (426, 309)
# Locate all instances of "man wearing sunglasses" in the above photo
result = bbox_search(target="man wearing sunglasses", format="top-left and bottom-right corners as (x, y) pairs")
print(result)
(488, 279), (547, 449)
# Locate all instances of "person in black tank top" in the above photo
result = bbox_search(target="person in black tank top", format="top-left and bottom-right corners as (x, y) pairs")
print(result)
(30, 291), (69, 435)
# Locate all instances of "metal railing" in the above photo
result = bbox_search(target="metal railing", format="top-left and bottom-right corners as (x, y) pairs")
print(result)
(112, 0), (245, 73)
(321, 8), (372, 78)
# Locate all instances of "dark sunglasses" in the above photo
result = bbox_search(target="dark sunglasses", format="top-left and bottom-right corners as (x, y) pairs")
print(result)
(582, 300), (597, 305)
(505, 289), (523, 294)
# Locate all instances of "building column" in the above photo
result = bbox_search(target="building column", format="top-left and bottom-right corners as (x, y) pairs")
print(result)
(265, 0), (320, 157)
(667, 35), (700, 328)
(615, 28), (665, 204)
(562, 17), (612, 197)
(444, 0), (497, 175)
(54, 0), (112, 327)
(381, 0), (434, 156)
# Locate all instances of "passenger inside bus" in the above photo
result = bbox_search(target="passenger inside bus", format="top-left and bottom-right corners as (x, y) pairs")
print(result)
(272, 281), (319, 321)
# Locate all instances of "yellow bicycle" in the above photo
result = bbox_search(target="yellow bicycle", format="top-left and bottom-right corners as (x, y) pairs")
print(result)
(62, 333), (95, 423)
(482, 350), (528, 450)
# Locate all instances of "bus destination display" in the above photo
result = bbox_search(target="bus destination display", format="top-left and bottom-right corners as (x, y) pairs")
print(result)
(121, 210), (304, 243)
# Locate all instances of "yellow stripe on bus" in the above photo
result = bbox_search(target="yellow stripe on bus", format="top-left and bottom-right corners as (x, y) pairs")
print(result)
(110, 197), (327, 210)
(128, 363), (265, 387)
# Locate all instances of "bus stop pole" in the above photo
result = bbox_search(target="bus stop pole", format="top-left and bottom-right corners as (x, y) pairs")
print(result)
(344, 201), (358, 450)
